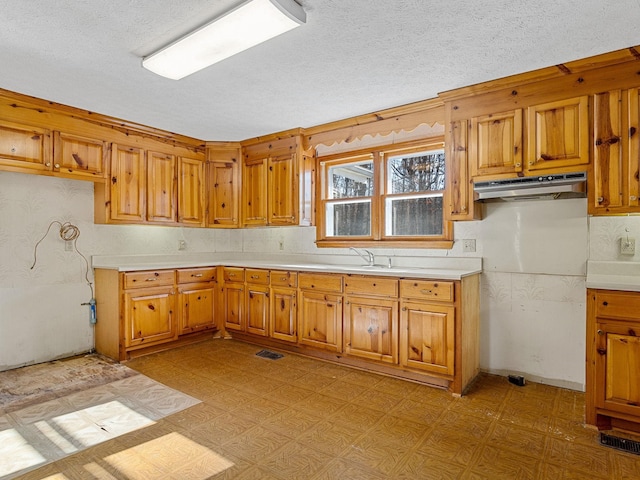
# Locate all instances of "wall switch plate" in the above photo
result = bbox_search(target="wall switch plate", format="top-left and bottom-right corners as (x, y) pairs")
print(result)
(278, 240), (284, 251)
(178, 240), (187, 251)
(462, 239), (476, 253)
(620, 237), (635, 255)
(65, 240), (73, 252)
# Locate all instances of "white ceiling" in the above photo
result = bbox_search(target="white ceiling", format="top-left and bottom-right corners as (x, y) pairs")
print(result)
(1, 1), (640, 141)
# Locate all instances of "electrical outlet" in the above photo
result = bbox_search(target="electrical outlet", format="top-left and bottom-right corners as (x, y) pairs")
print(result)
(178, 240), (187, 251)
(65, 240), (73, 252)
(620, 237), (636, 255)
(462, 239), (476, 253)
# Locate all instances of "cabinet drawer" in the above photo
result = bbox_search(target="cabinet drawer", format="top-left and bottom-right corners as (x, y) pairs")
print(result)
(595, 291), (640, 319)
(299, 273), (343, 292)
(271, 270), (298, 287)
(246, 268), (270, 285)
(400, 279), (454, 302)
(344, 275), (398, 297)
(223, 267), (245, 283)
(177, 267), (216, 284)
(123, 270), (175, 289)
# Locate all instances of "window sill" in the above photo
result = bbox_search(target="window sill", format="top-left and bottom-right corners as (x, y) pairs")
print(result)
(315, 239), (454, 249)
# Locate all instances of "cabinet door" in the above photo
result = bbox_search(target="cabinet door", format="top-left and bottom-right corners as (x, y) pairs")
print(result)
(147, 151), (176, 223)
(400, 301), (454, 376)
(0, 120), (50, 171)
(299, 290), (343, 352)
(110, 144), (146, 222)
(206, 156), (240, 227)
(470, 109), (523, 177)
(178, 156), (205, 226)
(344, 296), (398, 364)
(446, 119), (477, 221)
(179, 283), (216, 334)
(246, 284), (269, 336)
(527, 96), (589, 171)
(595, 320), (640, 419)
(53, 132), (106, 180)
(242, 157), (268, 226)
(268, 153), (297, 225)
(271, 286), (297, 342)
(124, 287), (176, 348)
(592, 91), (623, 213)
(223, 282), (244, 332)
(627, 88), (640, 209)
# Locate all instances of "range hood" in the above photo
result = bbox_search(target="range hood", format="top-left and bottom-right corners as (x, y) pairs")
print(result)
(473, 172), (587, 201)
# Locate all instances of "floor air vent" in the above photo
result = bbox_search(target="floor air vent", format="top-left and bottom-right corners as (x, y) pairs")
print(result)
(255, 349), (284, 360)
(600, 433), (640, 455)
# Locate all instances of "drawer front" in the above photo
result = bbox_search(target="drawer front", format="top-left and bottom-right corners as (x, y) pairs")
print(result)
(595, 291), (640, 319)
(344, 275), (398, 297)
(400, 279), (454, 302)
(270, 270), (298, 288)
(124, 270), (175, 289)
(299, 273), (343, 292)
(223, 267), (245, 283)
(177, 267), (217, 284)
(246, 268), (270, 285)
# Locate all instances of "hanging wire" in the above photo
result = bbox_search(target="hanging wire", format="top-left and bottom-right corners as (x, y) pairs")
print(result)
(30, 220), (94, 298)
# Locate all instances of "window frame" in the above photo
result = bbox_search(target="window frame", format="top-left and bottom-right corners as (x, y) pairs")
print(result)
(316, 138), (453, 249)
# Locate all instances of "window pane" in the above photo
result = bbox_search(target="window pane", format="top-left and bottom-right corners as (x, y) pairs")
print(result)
(329, 161), (374, 199)
(387, 150), (445, 194)
(326, 201), (371, 236)
(386, 195), (443, 236)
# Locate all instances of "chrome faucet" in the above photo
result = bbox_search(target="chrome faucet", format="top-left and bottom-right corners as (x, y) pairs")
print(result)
(349, 247), (375, 266)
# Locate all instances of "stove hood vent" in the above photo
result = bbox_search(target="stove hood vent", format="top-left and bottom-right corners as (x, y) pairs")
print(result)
(473, 172), (587, 201)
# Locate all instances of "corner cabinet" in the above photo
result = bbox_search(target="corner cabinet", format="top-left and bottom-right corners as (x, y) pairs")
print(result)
(587, 289), (640, 431)
(206, 143), (241, 228)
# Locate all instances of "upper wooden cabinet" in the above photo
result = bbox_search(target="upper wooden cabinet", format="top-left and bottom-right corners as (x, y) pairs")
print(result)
(96, 143), (206, 226)
(241, 133), (314, 227)
(0, 120), (51, 172)
(206, 143), (241, 228)
(470, 109), (523, 177)
(53, 132), (107, 180)
(590, 88), (640, 215)
(527, 96), (589, 171)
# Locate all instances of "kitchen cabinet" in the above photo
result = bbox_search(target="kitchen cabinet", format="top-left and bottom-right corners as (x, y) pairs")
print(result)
(206, 143), (241, 227)
(94, 268), (219, 361)
(177, 267), (217, 335)
(587, 289), (640, 430)
(147, 150), (176, 223)
(53, 131), (107, 180)
(97, 143), (206, 226)
(445, 119), (481, 221)
(590, 88), (640, 215)
(343, 275), (398, 364)
(270, 270), (298, 342)
(400, 280), (455, 376)
(177, 156), (205, 226)
(298, 272), (343, 352)
(122, 270), (177, 350)
(240, 134), (315, 227)
(246, 269), (270, 336)
(470, 109), (523, 177)
(222, 267), (245, 333)
(0, 119), (51, 172)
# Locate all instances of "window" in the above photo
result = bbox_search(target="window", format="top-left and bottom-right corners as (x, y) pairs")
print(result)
(317, 140), (452, 248)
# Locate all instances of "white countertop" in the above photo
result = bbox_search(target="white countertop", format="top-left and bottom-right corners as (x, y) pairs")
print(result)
(586, 260), (640, 292)
(92, 253), (482, 280)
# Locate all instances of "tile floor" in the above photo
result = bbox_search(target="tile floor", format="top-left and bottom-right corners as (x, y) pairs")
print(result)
(17, 339), (640, 479)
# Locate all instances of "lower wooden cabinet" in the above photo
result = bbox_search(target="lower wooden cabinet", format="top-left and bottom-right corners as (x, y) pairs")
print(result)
(298, 273), (344, 353)
(246, 269), (270, 336)
(344, 296), (398, 363)
(270, 271), (298, 342)
(587, 289), (640, 431)
(222, 268), (245, 332)
(95, 268), (219, 361)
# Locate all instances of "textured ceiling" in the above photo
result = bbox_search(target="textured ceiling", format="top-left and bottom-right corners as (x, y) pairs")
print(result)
(1, 1), (640, 141)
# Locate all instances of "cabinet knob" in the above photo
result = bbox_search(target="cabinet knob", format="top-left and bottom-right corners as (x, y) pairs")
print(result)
(145, 278), (157, 282)
(45, 162), (51, 167)
(420, 289), (433, 295)
(597, 329), (604, 336)
(251, 275), (259, 279)
(631, 196), (638, 201)
(192, 273), (203, 277)
(515, 163), (521, 167)
(461, 206), (466, 211)
(54, 163), (60, 169)
(597, 197), (604, 204)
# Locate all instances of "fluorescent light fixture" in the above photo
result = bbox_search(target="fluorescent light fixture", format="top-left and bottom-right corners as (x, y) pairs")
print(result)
(142, 0), (306, 80)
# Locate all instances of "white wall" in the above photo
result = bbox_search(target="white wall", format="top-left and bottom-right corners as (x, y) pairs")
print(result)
(0, 170), (594, 391)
